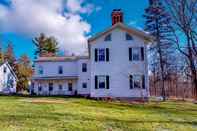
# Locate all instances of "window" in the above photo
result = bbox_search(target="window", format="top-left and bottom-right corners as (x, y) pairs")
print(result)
(59, 84), (63, 90)
(133, 75), (141, 88)
(58, 66), (63, 74)
(68, 83), (73, 91)
(98, 76), (106, 89)
(133, 48), (140, 61)
(82, 83), (87, 88)
(130, 75), (145, 89)
(95, 75), (109, 89)
(38, 84), (42, 92)
(7, 73), (14, 88)
(95, 48), (109, 62)
(104, 34), (111, 41)
(98, 49), (105, 61)
(38, 66), (43, 75)
(126, 33), (133, 40)
(82, 63), (87, 72)
(3, 67), (7, 73)
(49, 83), (53, 91)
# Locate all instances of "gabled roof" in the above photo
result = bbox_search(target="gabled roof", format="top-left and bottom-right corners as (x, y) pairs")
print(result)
(88, 23), (154, 43)
(0, 61), (18, 81)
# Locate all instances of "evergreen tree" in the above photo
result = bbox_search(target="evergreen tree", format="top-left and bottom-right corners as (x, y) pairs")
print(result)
(44, 36), (59, 56)
(33, 33), (59, 57)
(144, 0), (175, 101)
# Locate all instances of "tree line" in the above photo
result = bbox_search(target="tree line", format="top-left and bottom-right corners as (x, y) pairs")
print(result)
(144, 0), (197, 101)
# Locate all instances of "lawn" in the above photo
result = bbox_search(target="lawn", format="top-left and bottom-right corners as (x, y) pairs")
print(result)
(0, 96), (196, 131)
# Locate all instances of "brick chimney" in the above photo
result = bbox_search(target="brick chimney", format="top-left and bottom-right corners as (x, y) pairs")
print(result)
(111, 9), (123, 25)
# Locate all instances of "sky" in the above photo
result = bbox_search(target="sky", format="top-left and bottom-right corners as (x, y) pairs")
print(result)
(0, 0), (149, 60)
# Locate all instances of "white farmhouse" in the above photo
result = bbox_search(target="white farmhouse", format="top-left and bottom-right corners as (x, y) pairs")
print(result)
(0, 62), (17, 94)
(31, 9), (153, 100)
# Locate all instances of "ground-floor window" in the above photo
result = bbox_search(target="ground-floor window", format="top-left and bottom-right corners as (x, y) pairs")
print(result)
(130, 75), (145, 89)
(82, 83), (87, 88)
(38, 84), (42, 92)
(68, 83), (73, 91)
(95, 75), (109, 89)
(98, 76), (106, 89)
(49, 83), (53, 91)
(59, 84), (63, 90)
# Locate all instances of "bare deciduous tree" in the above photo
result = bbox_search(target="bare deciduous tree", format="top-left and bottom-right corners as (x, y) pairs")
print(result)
(165, 0), (197, 100)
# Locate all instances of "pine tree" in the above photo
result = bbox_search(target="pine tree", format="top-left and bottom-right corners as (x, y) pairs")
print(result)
(144, 0), (175, 101)
(33, 33), (59, 57)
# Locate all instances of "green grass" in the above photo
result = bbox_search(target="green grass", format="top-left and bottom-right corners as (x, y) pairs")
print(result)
(0, 96), (196, 131)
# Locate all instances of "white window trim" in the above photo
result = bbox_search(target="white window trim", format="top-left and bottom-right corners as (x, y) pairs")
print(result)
(133, 74), (142, 89)
(98, 75), (107, 89)
(132, 47), (141, 61)
(98, 48), (106, 62)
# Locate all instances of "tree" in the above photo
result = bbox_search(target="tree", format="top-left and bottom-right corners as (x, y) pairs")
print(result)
(0, 43), (4, 63)
(33, 33), (47, 57)
(164, 0), (197, 100)
(33, 33), (59, 57)
(144, 0), (175, 101)
(4, 43), (16, 69)
(16, 55), (33, 91)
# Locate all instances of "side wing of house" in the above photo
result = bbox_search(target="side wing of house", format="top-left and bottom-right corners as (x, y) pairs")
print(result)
(32, 57), (79, 95)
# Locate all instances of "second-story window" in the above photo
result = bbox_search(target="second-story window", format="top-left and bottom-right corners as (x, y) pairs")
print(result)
(82, 63), (87, 72)
(98, 49), (105, 61)
(104, 34), (111, 41)
(129, 47), (145, 61)
(133, 48), (141, 61)
(58, 66), (63, 74)
(38, 66), (43, 75)
(95, 48), (109, 62)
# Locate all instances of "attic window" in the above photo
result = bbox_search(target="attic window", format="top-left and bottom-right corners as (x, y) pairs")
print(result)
(3, 67), (7, 73)
(104, 34), (111, 41)
(126, 33), (133, 40)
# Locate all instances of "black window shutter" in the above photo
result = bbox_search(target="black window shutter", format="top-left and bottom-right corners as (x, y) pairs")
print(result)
(129, 48), (132, 61)
(95, 76), (98, 89)
(141, 47), (144, 61)
(95, 49), (98, 62)
(106, 75), (109, 89)
(106, 48), (109, 62)
(142, 75), (145, 89)
(130, 75), (133, 89)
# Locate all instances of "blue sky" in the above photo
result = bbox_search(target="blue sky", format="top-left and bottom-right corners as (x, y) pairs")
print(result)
(0, 0), (149, 60)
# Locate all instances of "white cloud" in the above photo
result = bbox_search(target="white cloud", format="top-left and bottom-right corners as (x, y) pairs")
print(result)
(0, 0), (100, 55)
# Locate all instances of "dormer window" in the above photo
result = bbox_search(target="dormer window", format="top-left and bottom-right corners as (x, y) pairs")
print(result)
(3, 67), (7, 73)
(126, 33), (133, 40)
(104, 34), (111, 41)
